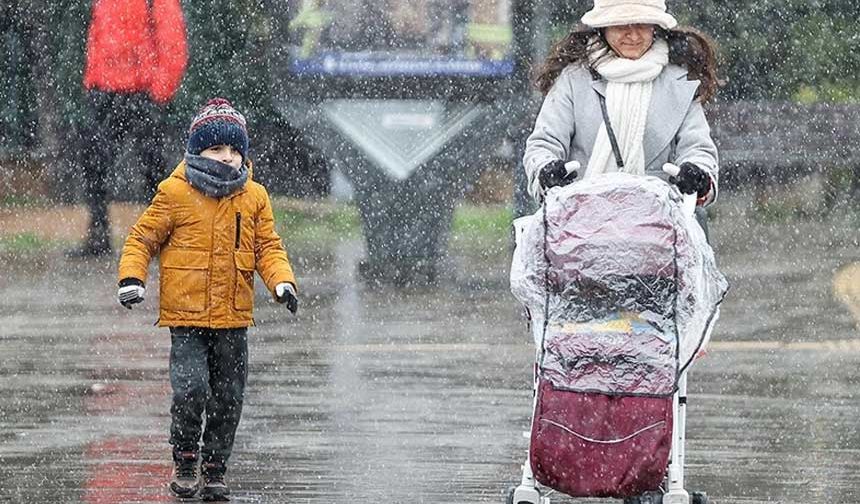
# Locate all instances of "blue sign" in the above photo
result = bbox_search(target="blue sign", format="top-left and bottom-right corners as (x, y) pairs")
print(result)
(287, 0), (514, 78)
(290, 52), (515, 77)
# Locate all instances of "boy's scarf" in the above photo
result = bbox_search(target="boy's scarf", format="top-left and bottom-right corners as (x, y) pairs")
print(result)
(184, 153), (249, 198)
(586, 38), (669, 178)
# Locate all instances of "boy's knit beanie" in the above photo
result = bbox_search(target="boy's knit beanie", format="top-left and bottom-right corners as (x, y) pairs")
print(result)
(187, 98), (249, 161)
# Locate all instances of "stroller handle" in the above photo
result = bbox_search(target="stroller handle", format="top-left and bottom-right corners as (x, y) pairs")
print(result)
(662, 163), (681, 177)
(662, 163), (696, 216)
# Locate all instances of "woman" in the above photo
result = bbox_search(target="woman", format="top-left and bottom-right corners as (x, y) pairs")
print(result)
(523, 0), (720, 213)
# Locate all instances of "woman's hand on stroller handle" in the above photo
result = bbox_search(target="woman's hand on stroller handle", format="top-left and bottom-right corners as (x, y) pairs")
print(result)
(664, 162), (711, 199)
(539, 160), (581, 192)
(664, 163), (700, 215)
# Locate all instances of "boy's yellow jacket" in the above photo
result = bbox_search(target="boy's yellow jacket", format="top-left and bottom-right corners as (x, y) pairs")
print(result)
(118, 161), (296, 328)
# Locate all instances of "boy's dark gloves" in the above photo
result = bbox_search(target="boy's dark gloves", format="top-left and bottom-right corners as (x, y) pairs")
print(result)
(118, 278), (145, 309)
(669, 162), (711, 198)
(275, 283), (298, 315)
(538, 160), (578, 190)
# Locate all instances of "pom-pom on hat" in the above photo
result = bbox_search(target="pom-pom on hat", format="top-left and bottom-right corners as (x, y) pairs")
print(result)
(187, 98), (249, 161)
(581, 0), (678, 30)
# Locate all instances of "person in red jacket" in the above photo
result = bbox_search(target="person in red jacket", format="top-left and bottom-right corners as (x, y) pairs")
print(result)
(70, 0), (187, 257)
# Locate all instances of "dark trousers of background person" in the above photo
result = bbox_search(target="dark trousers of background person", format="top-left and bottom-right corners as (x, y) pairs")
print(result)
(168, 327), (248, 470)
(75, 91), (166, 256)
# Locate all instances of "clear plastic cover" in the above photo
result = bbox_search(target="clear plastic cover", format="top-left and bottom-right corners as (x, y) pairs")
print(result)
(511, 174), (728, 396)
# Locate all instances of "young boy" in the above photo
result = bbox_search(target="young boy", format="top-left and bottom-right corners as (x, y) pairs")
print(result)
(116, 98), (298, 501)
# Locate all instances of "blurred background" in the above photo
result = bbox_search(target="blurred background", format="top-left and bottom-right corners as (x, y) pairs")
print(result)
(3, 3), (860, 503)
(3, 0), (859, 210)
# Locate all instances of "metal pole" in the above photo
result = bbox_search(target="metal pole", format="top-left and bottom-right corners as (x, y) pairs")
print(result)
(665, 373), (690, 504)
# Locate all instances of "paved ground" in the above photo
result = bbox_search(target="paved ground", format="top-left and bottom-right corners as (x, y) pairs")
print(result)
(1, 198), (860, 503)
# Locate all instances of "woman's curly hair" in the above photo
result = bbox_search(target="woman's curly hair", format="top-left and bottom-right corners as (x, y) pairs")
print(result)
(533, 25), (722, 103)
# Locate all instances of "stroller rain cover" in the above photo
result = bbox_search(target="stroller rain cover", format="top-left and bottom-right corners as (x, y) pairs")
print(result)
(511, 173), (729, 397)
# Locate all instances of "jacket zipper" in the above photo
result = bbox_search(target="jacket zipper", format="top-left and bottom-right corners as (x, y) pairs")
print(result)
(235, 212), (241, 249)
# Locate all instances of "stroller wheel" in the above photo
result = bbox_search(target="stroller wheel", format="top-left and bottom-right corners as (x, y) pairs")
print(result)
(623, 491), (663, 504)
(691, 492), (709, 504)
(505, 484), (545, 504)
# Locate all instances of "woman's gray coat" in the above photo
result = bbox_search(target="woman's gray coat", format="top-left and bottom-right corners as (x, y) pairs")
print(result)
(524, 63), (719, 203)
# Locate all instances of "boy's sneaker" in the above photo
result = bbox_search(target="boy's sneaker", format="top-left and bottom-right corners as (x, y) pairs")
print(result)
(200, 462), (230, 502)
(169, 450), (200, 498)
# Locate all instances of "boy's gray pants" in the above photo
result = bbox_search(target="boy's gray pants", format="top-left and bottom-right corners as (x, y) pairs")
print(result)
(168, 327), (248, 467)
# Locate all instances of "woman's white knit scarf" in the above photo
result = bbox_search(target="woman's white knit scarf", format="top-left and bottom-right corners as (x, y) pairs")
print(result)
(586, 38), (669, 178)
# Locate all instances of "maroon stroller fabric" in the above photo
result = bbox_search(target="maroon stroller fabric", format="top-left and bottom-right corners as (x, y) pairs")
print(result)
(530, 381), (672, 498)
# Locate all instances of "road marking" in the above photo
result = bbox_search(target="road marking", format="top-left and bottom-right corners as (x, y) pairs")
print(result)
(332, 340), (860, 353)
(708, 339), (860, 351)
(335, 343), (494, 353)
(834, 262), (860, 329)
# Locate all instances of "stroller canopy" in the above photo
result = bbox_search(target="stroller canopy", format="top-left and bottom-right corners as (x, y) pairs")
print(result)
(511, 174), (728, 396)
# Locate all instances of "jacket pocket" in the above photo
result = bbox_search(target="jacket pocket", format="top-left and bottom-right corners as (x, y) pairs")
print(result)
(234, 250), (256, 311)
(159, 249), (209, 312)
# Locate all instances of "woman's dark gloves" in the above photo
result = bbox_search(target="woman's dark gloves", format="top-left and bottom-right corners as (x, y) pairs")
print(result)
(539, 160), (578, 190)
(669, 162), (711, 198)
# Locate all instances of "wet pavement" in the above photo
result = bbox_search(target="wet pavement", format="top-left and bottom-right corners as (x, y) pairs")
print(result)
(2, 196), (860, 504)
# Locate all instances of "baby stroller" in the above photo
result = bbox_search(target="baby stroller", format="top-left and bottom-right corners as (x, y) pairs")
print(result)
(509, 170), (728, 504)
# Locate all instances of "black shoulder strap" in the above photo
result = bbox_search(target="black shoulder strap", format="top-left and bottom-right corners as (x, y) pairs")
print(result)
(597, 92), (625, 169)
